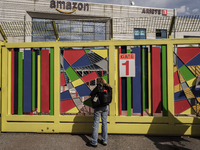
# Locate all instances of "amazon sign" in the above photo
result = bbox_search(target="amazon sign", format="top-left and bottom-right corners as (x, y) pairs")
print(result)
(50, 0), (89, 13)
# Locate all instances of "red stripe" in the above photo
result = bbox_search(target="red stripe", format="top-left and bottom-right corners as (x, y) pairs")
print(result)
(152, 47), (161, 113)
(11, 50), (15, 114)
(119, 48), (122, 115)
(41, 50), (50, 113)
(81, 71), (99, 83)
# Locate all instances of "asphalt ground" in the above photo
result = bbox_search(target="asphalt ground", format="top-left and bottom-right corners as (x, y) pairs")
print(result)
(0, 133), (200, 150)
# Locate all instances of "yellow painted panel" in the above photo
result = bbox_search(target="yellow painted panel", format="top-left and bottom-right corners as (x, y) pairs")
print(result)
(91, 49), (108, 58)
(7, 49), (11, 115)
(174, 84), (182, 93)
(186, 77), (196, 87)
(115, 48), (119, 116)
(148, 50), (152, 114)
(54, 45), (60, 118)
(72, 78), (84, 88)
(37, 56), (41, 113)
(66, 107), (80, 113)
(109, 45), (115, 117)
(180, 107), (196, 115)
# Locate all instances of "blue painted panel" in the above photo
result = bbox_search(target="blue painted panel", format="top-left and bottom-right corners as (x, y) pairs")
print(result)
(60, 90), (71, 101)
(144, 48), (148, 108)
(186, 53), (200, 66)
(177, 56), (185, 69)
(121, 46), (127, 110)
(23, 50), (32, 112)
(64, 58), (70, 70)
(132, 47), (142, 113)
(14, 48), (19, 111)
(174, 90), (187, 101)
(75, 84), (91, 97)
(71, 54), (92, 68)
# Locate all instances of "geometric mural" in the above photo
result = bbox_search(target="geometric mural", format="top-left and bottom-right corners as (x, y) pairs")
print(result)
(60, 49), (109, 114)
(174, 47), (200, 115)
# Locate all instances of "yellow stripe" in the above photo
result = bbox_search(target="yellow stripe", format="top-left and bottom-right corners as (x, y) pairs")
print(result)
(148, 51), (152, 114)
(8, 49), (11, 115)
(37, 55), (41, 113)
(72, 78), (84, 88)
(115, 48), (119, 116)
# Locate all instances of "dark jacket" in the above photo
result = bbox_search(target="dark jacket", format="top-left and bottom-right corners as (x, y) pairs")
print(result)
(90, 84), (104, 97)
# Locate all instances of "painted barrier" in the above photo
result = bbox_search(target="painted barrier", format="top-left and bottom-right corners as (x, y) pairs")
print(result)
(1, 38), (200, 135)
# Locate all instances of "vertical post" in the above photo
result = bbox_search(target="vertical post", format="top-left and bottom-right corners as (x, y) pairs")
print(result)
(109, 44), (115, 116)
(2, 46), (8, 131)
(162, 45), (168, 116)
(118, 47), (122, 115)
(32, 52), (36, 112)
(167, 42), (175, 128)
(8, 49), (12, 115)
(54, 44), (60, 122)
(127, 49), (131, 116)
(148, 46), (152, 116)
(142, 47), (145, 112)
(115, 47), (119, 116)
(37, 55), (41, 113)
(50, 48), (54, 116)
(18, 52), (23, 115)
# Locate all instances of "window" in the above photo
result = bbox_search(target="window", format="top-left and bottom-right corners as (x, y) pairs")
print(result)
(134, 28), (146, 39)
(32, 18), (106, 42)
(156, 29), (167, 39)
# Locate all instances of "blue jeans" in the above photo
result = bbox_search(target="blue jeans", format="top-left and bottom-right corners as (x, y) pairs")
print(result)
(90, 105), (109, 145)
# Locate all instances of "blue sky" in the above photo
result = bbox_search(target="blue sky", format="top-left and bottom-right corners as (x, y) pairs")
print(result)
(72, 0), (200, 15)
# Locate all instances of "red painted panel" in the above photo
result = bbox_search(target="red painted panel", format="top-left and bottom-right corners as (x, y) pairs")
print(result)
(174, 71), (180, 86)
(175, 99), (191, 114)
(177, 47), (200, 64)
(11, 50), (15, 114)
(60, 72), (66, 86)
(63, 50), (85, 65)
(81, 72), (99, 83)
(152, 47), (161, 113)
(60, 99), (76, 113)
(41, 50), (50, 113)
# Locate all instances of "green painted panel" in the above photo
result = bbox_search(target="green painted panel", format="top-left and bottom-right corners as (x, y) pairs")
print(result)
(179, 65), (195, 81)
(18, 52), (23, 115)
(102, 74), (108, 83)
(65, 67), (79, 82)
(162, 45), (167, 116)
(83, 97), (92, 107)
(50, 48), (54, 116)
(85, 49), (90, 53)
(32, 52), (35, 111)
(127, 49), (131, 116)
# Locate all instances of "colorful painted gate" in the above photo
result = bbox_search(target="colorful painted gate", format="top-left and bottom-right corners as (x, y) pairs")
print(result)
(1, 38), (200, 135)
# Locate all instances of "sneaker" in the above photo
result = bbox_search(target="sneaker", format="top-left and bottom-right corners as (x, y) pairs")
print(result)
(101, 140), (107, 146)
(86, 142), (97, 147)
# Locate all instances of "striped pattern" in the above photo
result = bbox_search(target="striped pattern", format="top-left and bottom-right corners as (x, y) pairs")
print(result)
(11, 49), (54, 115)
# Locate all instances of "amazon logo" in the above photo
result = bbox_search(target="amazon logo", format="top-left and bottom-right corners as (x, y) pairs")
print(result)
(50, 0), (89, 14)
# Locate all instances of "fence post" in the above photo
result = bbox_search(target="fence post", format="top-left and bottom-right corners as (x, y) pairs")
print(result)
(1, 46), (8, 132)
(167, 41), (175, 132)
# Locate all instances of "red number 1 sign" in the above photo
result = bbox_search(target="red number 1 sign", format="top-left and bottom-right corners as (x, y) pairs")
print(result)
(119, 54), (135, 77)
